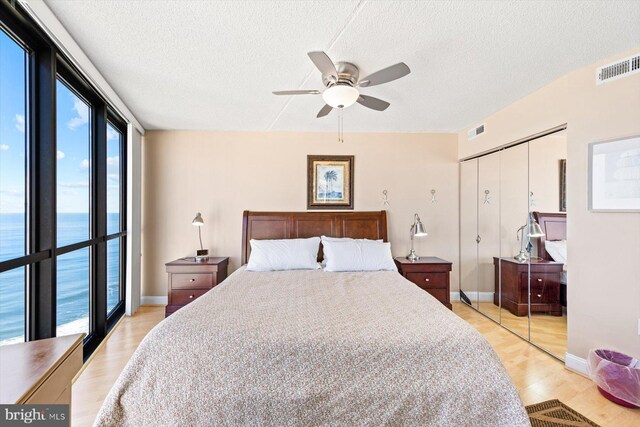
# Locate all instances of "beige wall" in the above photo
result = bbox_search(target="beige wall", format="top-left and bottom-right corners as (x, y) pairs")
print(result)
(458, 49), (640, 360)
(142, 132), (459, 297)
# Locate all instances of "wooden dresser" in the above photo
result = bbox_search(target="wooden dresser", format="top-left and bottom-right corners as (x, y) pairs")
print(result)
(165, 257), (229, 317)
(394, 257), (453, 310)
(494, 257), (563, 316)
(0, 333), (84, 406)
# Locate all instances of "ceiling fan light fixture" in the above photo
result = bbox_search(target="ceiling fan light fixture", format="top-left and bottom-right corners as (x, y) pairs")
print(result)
(322, 84), (359, 108)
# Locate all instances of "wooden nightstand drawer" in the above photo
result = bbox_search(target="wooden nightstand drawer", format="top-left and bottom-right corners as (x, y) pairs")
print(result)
(394, 257), (452, 310)
(165, 257), (229, 318)
(423, 288), (449, 304)
(171, 289), (208, 305)
(405, 272), (448, 288)
(171, 273), (213, 289)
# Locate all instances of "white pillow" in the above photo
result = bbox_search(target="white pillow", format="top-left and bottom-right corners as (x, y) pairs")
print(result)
(544, 240), (567, 264)
(322, 239), (397, 272)
(246, 237), (320, 271)
(320, 236), (383, 267)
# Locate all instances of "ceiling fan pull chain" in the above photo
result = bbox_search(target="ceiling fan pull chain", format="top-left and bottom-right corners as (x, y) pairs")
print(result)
(337, 108), (344, 143)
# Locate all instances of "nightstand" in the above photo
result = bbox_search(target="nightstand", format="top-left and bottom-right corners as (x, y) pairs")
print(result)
(394, 257), (453, 310)
(493, 257), (563, 317)
(165, 257), (229, 317)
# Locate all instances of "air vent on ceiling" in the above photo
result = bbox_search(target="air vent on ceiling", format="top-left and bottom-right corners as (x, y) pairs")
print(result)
(468, 124), (485, 140)
(596, 54), (640, 85)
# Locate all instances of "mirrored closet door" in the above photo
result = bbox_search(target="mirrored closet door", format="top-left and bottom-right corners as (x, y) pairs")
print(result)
(459, 127), (568, 360)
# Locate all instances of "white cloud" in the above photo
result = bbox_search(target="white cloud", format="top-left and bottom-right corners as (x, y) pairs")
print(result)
(59, 181), (88, 188)
(106, 156), (120, 183)
(107, 156), (119, 167)
(107, 127), (118, 141)
(80, 159), (90, 169)
(57, 150), (65, 160)
(0, 144), (8, 151)
(0, 189), (25, 213)
(67, 99), (89, 130)
(15, 114), (25, 133)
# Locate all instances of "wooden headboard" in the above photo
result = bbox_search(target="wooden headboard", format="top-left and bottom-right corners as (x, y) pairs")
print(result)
(241, 210), (388, 264)
(532, 211), (566, 261)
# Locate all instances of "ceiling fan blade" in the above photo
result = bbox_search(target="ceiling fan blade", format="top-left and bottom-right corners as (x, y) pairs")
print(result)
(358, 62), (410, 87)
(357, 95), (390, 111)
(308, 51), (338, 81)
(316, 104), (333, 118)
(272, 90), (321, 95)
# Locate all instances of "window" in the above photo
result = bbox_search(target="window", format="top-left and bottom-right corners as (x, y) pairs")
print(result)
(106, 239), (120, 313)
(0, 2), (127, 357)
(0, 267), (25, 345)
(0, 29), (28, 344)
(56, 80), (91, 247)
(106, 123), (121, 235)
(56, 247), (90, 336)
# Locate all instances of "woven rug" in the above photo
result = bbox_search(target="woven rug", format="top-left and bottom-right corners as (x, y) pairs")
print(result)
(526, 399), (600, 427)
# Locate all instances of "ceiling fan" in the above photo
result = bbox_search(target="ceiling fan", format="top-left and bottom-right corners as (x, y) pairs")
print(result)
(273, 51), (410, 118)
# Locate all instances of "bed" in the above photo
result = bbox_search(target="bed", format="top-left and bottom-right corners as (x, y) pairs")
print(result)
(533, 211), (568, 307)
(95, 211), (529, 426)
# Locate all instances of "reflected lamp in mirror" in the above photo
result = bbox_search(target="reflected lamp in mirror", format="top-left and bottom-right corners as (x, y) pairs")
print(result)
(406, 213), (428, 262)
(514, 212), (545, 262)
(192, 212), (209, 262)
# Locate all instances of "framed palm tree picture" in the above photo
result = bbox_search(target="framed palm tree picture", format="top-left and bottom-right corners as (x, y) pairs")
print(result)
(307, 155), (354, 209)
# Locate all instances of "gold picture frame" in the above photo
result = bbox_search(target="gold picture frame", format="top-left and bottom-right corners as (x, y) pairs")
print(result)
(307, 155), (354, 210)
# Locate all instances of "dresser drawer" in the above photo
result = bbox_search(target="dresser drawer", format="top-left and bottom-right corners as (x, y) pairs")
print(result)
(170, 289), (209, 305)
(171, 273), (213, 290)
(405, 272), (448, 288)
(520, 273), (560, 303)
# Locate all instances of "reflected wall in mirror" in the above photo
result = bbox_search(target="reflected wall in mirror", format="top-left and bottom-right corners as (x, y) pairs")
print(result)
(477, 152), (501, 322)
(459, 159), (479, 309)
(498, 143), (530, 339)
(529, 131), (568, 359)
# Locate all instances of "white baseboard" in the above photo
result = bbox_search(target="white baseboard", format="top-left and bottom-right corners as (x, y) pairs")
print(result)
(565, 352), (589, 377)
(141, 296), (167, 306)
(450, 291), (494, 302)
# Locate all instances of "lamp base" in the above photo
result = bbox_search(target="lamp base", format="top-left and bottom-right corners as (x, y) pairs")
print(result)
(513, 251), (529, 263)
(195, 249), (209, 263)
(406, 250), (420, 262)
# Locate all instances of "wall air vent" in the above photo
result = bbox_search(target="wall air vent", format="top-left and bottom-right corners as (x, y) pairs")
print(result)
(467, 124), (485, 140)
(596, 54), (640, 85)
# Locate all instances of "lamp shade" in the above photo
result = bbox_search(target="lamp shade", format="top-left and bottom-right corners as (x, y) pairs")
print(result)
(322, 84), (359, 108)
(413, 214), (428, 237)
(192, 212), (204, 226)
(527, 213), (545, 237)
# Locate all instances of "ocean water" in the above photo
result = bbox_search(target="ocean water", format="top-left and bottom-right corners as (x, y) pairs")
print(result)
(0, 213), (121, 343)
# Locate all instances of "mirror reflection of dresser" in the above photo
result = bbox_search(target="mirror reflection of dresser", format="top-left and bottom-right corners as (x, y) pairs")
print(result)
(459, 126), (568, 360)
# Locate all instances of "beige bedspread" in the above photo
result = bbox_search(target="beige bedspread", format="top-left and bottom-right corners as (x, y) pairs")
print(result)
(95, 268), (529, 426)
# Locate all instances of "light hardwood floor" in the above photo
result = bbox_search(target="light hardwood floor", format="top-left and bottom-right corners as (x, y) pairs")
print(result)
(473, 300), (568, 357)
(71, 303), (638, 427)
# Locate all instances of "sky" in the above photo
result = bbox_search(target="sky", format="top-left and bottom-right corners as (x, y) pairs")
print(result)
(0, 29), (121, 215)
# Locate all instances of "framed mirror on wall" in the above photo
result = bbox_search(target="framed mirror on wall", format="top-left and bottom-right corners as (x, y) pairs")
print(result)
(458, 126), (568, 360)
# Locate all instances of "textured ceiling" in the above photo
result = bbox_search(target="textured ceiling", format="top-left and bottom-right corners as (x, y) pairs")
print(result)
(43, 0), (640, 132)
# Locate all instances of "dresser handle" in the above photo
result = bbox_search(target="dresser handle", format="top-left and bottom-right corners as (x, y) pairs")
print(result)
(189, 279), (195, 282)
(537, 278), (542, 282)
(189, 294), (194, 299)
(425, 278), (430, 282)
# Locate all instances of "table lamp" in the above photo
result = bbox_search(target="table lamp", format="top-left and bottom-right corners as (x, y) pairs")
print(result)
(406, 213), (428, 262)
(514, 212), (545, 262)
(192, 212), (209, 262)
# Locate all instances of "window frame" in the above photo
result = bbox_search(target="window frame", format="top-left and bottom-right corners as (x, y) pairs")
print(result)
(0, 1), (127, 358)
